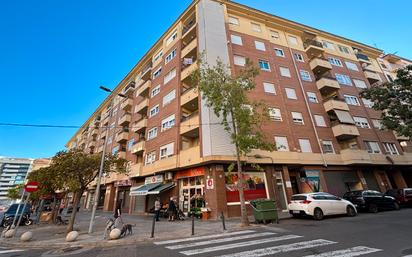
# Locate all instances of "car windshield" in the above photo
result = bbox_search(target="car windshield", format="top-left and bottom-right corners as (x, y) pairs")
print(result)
(405, 189), (412, 196)
(291, 195), (307, 201)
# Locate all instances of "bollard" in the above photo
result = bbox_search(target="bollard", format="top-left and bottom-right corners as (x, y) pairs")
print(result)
(191, 215), (194, 236)
(150, 215), (156, 238)
(221, 212), (226, 230)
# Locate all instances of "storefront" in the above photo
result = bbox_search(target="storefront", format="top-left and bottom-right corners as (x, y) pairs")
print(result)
(175, 167), (205, 215)
(115, 180), (132, 213)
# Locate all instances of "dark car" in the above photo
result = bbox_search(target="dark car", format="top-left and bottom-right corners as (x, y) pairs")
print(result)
(385, 188), (412, 207)
(0, 203), (32, 227)
(343, 190), (400, 213)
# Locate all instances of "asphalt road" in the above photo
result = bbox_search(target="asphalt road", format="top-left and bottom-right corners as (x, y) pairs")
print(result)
(3, 208), (412, 257)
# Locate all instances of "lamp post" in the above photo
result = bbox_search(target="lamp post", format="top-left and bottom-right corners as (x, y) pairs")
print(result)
(88, 86), (127, 234)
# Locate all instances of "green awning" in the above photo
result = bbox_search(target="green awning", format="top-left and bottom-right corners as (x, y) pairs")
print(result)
(147, 182), (176, 195)
(129, 183), (162, 196)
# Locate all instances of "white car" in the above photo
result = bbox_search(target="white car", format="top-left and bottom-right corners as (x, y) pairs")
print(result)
(288, 192), (357, 220)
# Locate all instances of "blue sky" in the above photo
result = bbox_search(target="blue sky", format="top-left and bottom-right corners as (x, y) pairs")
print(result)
(0, 0), (411, 159)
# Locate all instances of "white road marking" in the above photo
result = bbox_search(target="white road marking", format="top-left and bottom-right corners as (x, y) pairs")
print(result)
(301, 246), (383, 257)
(217, 239), (337, 257)
(154, 230), (255, 245)
(180, 234), (303, 256)
(167, 232), (276, 250)
(0, 249), (25, 254)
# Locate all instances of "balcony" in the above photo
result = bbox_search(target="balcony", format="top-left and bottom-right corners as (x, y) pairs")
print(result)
(131, 141), (145, 155)
(340, 149), (372, 164)
(356, 53), (371, 65)
(141, 63), (152, 81)
(123, 81), (136, 96)
(129, 163), (143, 178)
(323, 99), (349, 113)
(142, 155), (178, 176)
(99, 131), (107, 140)
(116, 131), (129, 143)
(182, 20), (196, 41)
(316, 77), (340, 94)
(364, 70), (381, 84)
(180, 146), (201, 167)
(120, 98), (133, 111)
(88, 141), (96, 148)
(181, 87), (199, 111)
(118, 113), (132, 126)
(90, 128), (99, 136)
(136, 80), (151, 98)
(117, 151), (126, 159)
(182, 37), (197, 59)
(97, 145), (104, 153)
(101, 113), (110, 125)
(309, 57), (332, 75)
(180, 113), (199, 137)
(332, 124), (360, 140)
(303, 39), (324, 58)
(181, 62), (198, 83)
(133, 118), (148, 133)
(135, 99), (149, 115)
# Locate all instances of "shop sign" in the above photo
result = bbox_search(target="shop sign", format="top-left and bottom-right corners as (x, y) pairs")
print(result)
(206, 178), (214, 190)
(175, 167), (205, 179)
(145, 175), (164, 185)
(114, 180), (132, 187)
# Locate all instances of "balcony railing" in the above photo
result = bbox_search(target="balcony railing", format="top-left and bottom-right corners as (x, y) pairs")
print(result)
(356, 53), (370, 62)
(303, 39), (323, 49)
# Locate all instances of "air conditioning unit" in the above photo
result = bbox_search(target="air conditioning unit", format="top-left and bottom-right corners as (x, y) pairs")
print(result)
(165, 172), (173, 181)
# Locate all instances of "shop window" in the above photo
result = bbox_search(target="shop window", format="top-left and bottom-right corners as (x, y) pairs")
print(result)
(225, 172), (267, 203)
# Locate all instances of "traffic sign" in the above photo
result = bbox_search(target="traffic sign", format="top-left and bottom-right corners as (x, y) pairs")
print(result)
(25, 182), (39, 193)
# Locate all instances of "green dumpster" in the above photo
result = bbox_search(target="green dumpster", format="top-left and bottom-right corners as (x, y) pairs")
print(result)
(250, 199), (279, 224)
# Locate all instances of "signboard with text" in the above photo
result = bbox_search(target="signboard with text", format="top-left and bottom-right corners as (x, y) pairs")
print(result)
(145, 175), (164, 185)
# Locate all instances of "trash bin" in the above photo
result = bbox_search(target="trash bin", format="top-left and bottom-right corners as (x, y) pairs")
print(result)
(250, 199), (278, 224)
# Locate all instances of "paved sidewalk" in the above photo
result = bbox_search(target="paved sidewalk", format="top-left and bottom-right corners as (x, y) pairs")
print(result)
(0, 210), (291, 249)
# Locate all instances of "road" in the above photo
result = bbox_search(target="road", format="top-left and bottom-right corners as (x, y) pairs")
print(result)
(2, 208), (412, 257)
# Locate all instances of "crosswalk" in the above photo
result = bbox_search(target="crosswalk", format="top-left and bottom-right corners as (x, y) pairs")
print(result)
(0, 247), (25, 255)
(154, 230), (382, 257)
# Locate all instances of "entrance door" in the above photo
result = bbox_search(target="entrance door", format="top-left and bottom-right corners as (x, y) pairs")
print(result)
(179, 177), (204, 215)
(274, 172), (288, 210)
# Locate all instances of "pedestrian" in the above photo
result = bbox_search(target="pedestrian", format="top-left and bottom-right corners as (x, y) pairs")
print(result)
(168, 197), (176, 221)
(154, 197), (161, 222)
(114, 199), (123, 228)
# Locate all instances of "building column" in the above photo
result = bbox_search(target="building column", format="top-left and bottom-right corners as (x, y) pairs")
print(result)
(374, 170), (391, 192)
(319, 170), (328, 193)
(204, 165), (228, 220)
(281, 165), (293, 203)
(391, 170), (408, 188)
(356, 170), (368, 190)
(103, 184), (116, 212)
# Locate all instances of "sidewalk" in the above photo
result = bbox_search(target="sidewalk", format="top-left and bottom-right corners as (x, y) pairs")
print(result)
(0, 210), (291, 249)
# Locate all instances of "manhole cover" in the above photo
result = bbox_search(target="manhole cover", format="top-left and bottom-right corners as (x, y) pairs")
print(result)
(41, 246), (93, 257)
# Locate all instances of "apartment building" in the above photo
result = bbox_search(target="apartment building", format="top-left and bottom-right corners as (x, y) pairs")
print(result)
(0, 157), (33, 204)
(67, 0), (412, 218)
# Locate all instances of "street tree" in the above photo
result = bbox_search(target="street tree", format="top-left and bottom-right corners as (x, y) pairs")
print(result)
(7, 184), (23, 200)
(193, 58), (274, 226)
(360, 65), (412, 137)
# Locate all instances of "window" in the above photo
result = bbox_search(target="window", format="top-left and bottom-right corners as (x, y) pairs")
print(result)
(270, 30), (280, 40)
(161, 114), (175, 131)
(383, 142), (399, 155)
(314, 115), (326, 127)
(231, 34), (242, 45)
(300, 70), (312, 81)
(385, 73), (394, 82)
(371, 119), (382, 130)
(242, 104), (253, 115)
(145, 151), (156, 165)
(164, 68), (176, 84)
(328, 57), (343, 67)
(291, 112), (304, 125)
(151, 85), (161, 98)
(234, 55), (246, 66)
(285, 88), (297, 99)
(365, 141), (381, 154)
(275, 136), (289, 151)
(163, 89), (176, 106)
(307, 92), (318, 103)
(299, 139), (312, 153)
(322, 41), (335, 50)
(353, 79), (367, 89)
(322, 140), (335, 154)
(344, 95), (360, 106)
(294, 53), (304, 62)
(165, 49), (177, 64)
(338, 45), (350, 54)
(228, 16), (239, 26)
(147, 127), (158, 140)
(263, 82), (276, 94)
(251, 22), (261, 32)
(149, 105), (160, 117)
(268, 108), (282, 121)
(362, 98), (374, 108)
(280, 67), (291, 77)
(154, 50), (163, 62)
(274, 48), (285, 57)
(353, 116), (370, 128)
(153, 67), (162, 79)
(166, 30), (177, 46)
(259, 60), (270, 71)
(112, 146), (119, 155)
(335, 73), (352, 86)
(288, 35), (298, 45)
(109, 122), (115, 130)
(255, 41), (266, 51)
(345, 61), (359, 71)
(107, 136), (113, 145)
(127, 139), (135, 151)
(160, 143), (174, 159)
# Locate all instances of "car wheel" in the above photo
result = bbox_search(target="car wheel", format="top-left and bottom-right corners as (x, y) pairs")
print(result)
(368, 203), (378, 213)
(24, 219), (33, 226)
(313, 208), (324, 220)
(346, 206), (357, 217)
(393, 202), (400, 210)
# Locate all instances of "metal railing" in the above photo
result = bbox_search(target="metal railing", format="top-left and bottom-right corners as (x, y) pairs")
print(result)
(303, 39), (323, 49)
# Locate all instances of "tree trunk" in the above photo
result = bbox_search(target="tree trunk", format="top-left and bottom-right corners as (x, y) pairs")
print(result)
(67, 191), (81, 233)
(51, 195), (58, 224)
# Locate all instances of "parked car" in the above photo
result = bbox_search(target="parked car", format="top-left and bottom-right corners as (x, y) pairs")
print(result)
(343, 190), (400, 213)
(288, 192), (357, 220)
(385, 188), (412, 207)
(0, 203), (33, 227)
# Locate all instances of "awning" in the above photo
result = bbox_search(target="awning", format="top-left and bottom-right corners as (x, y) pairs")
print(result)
(147, 182), (176, 195)
(129, 183), (162, 196)
(334, 110), (355, 124)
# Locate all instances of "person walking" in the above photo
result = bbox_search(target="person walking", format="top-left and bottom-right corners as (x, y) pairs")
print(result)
(154, 198), (161, 222)
(167, 197), (176, 222)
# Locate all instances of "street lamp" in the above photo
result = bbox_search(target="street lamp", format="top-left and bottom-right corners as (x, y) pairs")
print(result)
(88, 86), (127, 234)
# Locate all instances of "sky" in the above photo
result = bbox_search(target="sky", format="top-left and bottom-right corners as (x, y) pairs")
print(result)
(0, 0), (411, 159)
